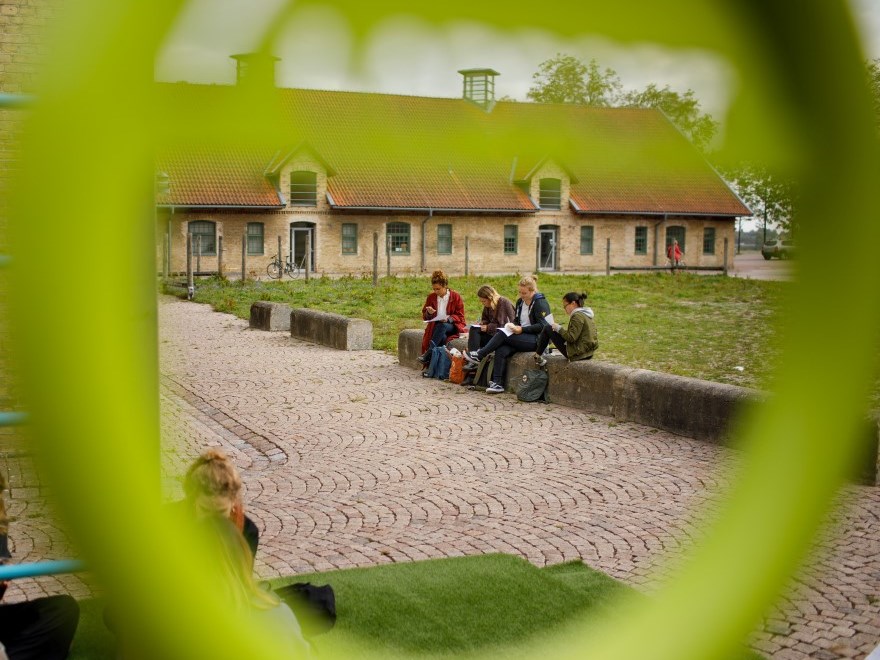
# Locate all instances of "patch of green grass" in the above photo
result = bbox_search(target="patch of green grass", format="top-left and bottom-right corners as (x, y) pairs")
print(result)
(167, 272), (788, 391)
(69, 554), (764, 659)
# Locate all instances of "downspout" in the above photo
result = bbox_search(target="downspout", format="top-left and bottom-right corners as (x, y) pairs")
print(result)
(652, 214), (667, 266)
(421, 208), (433, 272)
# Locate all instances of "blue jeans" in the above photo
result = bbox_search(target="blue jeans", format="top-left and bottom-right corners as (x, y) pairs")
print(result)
(429, 321), (457, 348)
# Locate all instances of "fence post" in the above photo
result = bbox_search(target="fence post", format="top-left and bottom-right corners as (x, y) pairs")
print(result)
(723, 237), (729, 276)
(373, 232), (379, 287)
(277, 236), (282, 271)
(241, 236), (247, 281)
(386, 235), (391, 277)
(605, 238), (611, 276)
(195, 235), (201, 274)
(217, 236), (224, 278)
(465, 236), (469, 277)
(305, 232), (311, 282)
(535, 236), (540, 273)
(186, 233), (194, 298)
(163, 226), (170, 279)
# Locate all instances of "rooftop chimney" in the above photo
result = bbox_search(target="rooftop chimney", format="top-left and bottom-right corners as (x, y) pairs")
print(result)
(231, 53), (280, 88)
(458, 68), (500, 111)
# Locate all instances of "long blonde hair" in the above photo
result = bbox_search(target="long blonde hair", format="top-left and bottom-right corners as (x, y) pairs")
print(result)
(184, 448), (243, 527)
(476, 285), (500, 310)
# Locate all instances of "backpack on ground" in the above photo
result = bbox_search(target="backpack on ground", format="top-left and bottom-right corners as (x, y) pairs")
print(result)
(516, 368), (549, 403)
(470, 354), (495, 389)
(448, 353), (465, 384)
(425, 345), (451, 380)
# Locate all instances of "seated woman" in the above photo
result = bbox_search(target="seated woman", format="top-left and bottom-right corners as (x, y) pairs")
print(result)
(176, 449), (260, 558)
(418, 269), (466, 364)
(534, 291), (599, 366)
(466, 285), (515, 360)
(463, 275), (551, 393)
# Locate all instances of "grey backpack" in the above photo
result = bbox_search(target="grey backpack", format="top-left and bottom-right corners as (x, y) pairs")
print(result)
(516, 368), (549, 403)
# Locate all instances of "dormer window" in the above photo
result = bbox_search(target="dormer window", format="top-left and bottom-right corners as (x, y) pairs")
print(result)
(289, 171), (317, 206)
(539, 178), (562, 210)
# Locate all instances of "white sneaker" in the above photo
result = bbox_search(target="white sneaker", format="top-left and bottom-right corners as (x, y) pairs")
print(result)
(486, 381), (504, 394)
(464, 351), (480, 366)
(534, 354), (547, 367)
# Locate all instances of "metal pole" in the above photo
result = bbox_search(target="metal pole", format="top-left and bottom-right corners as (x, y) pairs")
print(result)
(723, 237), (729, 276)
(217, 236), (224, 278)
(373, 232), (379, 287)
(386, 235), (391, 277)
(186, 233), (194, 299)
(241, 235), (247, 281)
(305, 231), (311, 282)
(464, 236), (469, 277)
(535, 236), (540, 273)
(605, 238), (611, 276)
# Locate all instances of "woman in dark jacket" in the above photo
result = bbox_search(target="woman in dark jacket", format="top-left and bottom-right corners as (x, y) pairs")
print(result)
(463, 275), (552, 393)
(418, 269), (467, 363)
(467, 285), (515, 353)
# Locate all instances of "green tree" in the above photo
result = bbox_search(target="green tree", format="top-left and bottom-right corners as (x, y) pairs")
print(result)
(526, 53), (622, 106)
(620, 84), (719, 153)
(866, 58), (880, 125)
(723, 163), (798, 239)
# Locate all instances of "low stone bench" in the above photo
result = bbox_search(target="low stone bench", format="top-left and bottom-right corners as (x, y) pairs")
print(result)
(291, 308), (372, 351)
(399, 329), (879, 484)
(249, 302), (292, 332)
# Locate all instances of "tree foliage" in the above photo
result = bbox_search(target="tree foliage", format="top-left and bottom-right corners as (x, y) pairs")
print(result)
(722, 163), (798, 235)
(619, 84), (719, 153)
(526, 53), (718, 152)
(526, 54), (622, 106)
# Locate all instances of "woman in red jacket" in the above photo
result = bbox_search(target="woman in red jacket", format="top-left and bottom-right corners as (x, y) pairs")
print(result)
(418, 269), (467, 363)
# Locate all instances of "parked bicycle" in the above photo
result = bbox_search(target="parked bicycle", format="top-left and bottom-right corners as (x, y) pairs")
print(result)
(267, 254), (307, 279)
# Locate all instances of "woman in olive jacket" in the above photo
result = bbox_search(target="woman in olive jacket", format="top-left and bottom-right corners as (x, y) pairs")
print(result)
(464, 275), (552, 393)
(534, 291), (598, 365)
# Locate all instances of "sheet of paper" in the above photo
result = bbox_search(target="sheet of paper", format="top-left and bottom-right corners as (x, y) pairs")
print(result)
(423, 316), (443, 323)
(544, 314), (555, 326)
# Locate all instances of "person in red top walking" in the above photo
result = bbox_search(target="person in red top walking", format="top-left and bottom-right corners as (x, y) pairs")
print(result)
(667, 239), (683, 273)
(418, 269), (466, 363)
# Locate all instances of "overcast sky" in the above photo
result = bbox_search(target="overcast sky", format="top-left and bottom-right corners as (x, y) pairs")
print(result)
(156, 0), (880, 118)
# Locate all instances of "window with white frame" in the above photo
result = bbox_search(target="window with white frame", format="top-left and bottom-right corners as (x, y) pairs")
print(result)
(289, 171), (317, 206)
(539, 178), (562, 210)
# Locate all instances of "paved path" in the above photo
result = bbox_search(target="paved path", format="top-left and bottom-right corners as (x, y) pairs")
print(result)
(2, 297), (878, 659)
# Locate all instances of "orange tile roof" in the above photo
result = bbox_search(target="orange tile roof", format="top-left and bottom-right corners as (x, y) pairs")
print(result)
(155, 83), (749, 217)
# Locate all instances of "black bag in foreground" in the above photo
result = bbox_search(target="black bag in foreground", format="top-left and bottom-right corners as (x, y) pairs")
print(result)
(275, 582), (337, 638)
(516, 368), (549, 403)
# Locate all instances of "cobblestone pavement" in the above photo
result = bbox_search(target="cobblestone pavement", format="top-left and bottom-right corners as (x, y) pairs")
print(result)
(1, 297), (878, 659)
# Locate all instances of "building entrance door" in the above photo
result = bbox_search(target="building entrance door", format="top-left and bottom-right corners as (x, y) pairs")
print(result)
(538, 228), (557, 271)
(289, 223), (314, 271)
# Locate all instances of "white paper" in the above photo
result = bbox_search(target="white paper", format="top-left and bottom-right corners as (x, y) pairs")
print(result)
(544, 314), (555, 326)
(500, 322), (515, 336)
(471, 323), (482, 328)
(423, 316), (444, 323)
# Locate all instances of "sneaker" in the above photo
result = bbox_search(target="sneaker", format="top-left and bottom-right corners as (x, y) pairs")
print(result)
(462, 361), (477, 371)
(463, 350), (480, 366)
(534, 354), (547, 367)
(486, 381), (504, 394)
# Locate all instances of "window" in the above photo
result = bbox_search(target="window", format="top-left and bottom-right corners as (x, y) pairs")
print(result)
(580, 226), (594, 255)
(539, 178), (562, 210)
(387, 222), (410, 254)
(703, 227), (716, 255)
(634, 226), (647, 255)
(246, 222), (264, 256)
(437, 224), (452, 254)
(188, 220), (216, 256)
(341, 223), (358, 255)
(504, 225), (518, 254)
(665, 226), (686, 253)
(289, 171), (317, 206)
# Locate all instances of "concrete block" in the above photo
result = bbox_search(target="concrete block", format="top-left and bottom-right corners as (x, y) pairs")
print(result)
(249, 301), (291, 332)
(290, 308), (372, 351)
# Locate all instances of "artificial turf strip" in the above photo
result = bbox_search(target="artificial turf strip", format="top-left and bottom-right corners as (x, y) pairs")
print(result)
(67, 554), (764, 659)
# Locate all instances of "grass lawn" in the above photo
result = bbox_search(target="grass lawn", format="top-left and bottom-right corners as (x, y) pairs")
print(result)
(170, 272), (788, 392)
(69, 554), (764, 659)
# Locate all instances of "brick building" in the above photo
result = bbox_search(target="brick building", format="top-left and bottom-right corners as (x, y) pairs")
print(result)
(158, 58), (750, 278)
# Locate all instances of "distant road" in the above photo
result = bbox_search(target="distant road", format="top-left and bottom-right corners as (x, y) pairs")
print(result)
(730, 250), (793, 281)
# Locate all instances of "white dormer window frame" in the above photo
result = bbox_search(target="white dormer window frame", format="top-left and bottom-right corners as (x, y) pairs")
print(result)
(289, 170), (317, 207)
(539, 178), (562, 210)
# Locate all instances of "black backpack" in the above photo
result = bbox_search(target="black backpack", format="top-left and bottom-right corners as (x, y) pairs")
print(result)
(516, 368), (549, 403)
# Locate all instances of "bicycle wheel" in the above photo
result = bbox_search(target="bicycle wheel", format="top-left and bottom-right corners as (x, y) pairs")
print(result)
(267, 261), (281, 279)
(288, 263), (301, 278)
